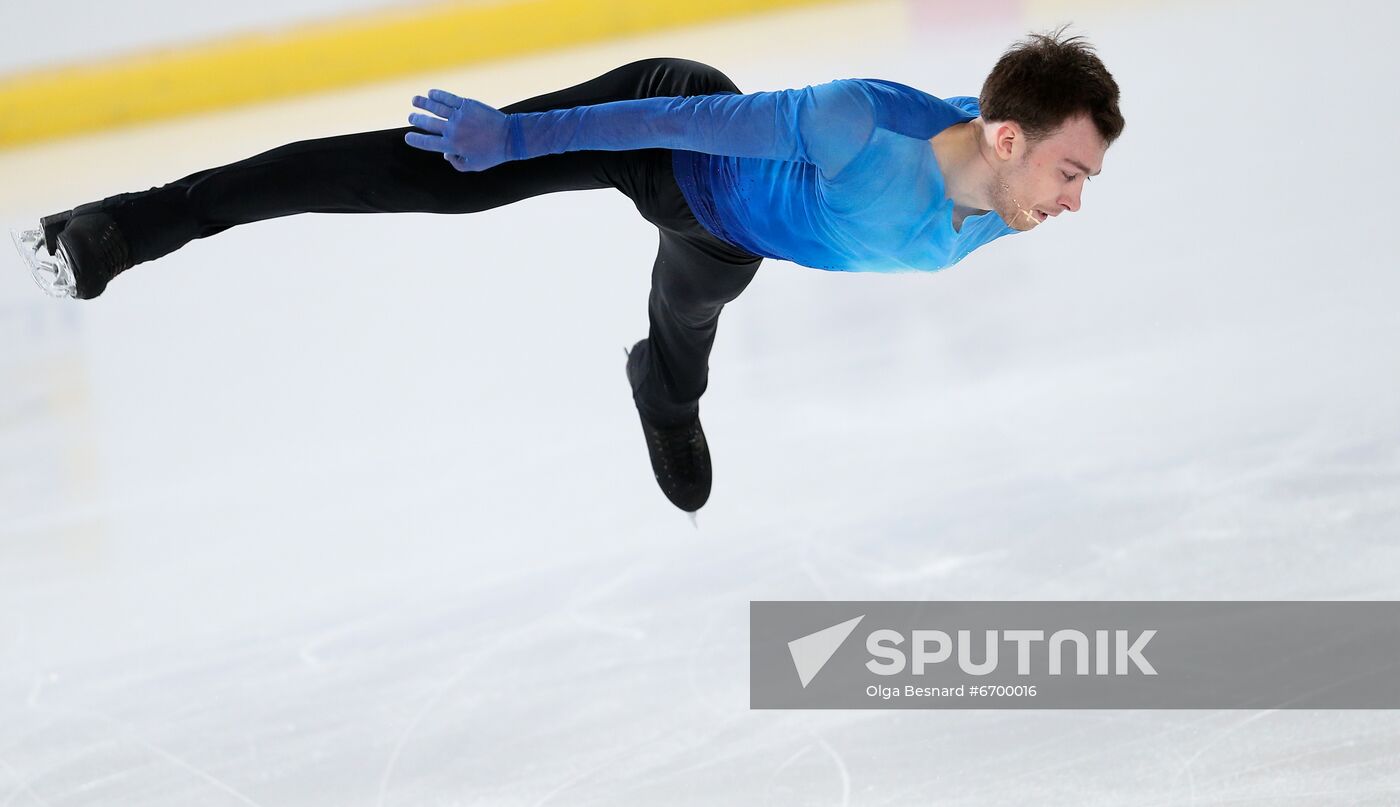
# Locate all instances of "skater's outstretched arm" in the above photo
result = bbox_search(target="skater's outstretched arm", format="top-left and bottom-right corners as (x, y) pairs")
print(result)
(405, 79), (944, 180)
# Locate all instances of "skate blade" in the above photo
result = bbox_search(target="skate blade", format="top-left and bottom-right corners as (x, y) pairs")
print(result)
(10, 228), (76, 299)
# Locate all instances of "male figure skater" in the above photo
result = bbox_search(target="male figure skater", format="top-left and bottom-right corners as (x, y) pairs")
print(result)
(12, 27), (1122, 513)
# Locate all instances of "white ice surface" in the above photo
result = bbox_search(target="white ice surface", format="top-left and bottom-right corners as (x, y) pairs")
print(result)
(3, 0), (1400, 804)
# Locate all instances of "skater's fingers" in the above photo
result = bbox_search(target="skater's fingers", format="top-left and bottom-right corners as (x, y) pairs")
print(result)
(411, 95), (457, 119)
(427, 89), (465, 109)
(407, 113), (448, 135)
(403, 131), (448, 153)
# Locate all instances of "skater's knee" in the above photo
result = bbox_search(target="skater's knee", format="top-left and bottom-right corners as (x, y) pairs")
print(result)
(653, 279), (727, 329)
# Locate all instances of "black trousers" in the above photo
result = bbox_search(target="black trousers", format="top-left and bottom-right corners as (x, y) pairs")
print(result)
(71, 57), (764, 427)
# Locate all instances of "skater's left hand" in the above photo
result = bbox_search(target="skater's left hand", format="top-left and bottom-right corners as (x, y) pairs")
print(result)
(405, 89), (513, 172)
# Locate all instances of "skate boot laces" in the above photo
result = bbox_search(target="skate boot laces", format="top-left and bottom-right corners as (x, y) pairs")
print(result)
(650, 419), (706, 476)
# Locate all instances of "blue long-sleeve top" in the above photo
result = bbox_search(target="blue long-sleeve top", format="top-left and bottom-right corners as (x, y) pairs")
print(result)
(503, 78), (1019, 272)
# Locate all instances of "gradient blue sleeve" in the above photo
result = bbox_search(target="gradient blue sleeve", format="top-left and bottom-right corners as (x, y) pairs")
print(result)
(505, 80), (881, 179)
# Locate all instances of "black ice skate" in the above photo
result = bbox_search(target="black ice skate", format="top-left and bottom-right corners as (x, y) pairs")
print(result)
(11, 211), (131, 300)
(625, 339), (713, 514)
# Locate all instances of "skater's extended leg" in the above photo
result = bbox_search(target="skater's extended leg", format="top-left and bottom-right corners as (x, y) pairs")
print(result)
(53, 130), (628, 269)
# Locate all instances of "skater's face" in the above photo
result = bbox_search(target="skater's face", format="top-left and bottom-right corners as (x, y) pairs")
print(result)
(987, 114), (1106, 232)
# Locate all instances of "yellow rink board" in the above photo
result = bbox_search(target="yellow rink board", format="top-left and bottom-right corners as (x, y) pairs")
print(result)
(0, 0), (839, 149)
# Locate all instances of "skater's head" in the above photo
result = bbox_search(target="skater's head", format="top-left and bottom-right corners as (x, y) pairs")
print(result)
(976, 25), (1123, 231)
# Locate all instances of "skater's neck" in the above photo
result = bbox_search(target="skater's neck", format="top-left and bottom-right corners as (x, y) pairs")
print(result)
(929, 119), (997, 213)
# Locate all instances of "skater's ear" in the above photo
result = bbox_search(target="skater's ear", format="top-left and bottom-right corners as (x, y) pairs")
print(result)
(984, 119), (1027, 163)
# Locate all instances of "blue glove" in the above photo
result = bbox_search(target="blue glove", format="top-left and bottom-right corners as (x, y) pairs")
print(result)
(406, 89), (517, 172)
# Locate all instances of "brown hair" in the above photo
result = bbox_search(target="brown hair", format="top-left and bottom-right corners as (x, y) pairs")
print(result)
(979, 25), (1124, 148)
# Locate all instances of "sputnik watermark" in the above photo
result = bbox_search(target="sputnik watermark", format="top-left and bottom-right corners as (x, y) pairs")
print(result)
(752, 602), (1400, 709)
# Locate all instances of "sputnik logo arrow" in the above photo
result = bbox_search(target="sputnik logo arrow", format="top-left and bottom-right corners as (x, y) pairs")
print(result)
(788, 615), (865, 688)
